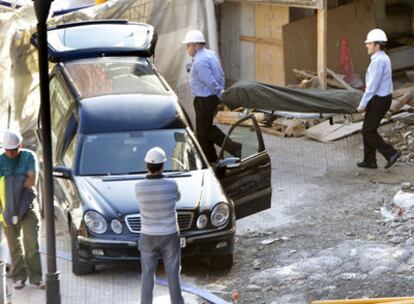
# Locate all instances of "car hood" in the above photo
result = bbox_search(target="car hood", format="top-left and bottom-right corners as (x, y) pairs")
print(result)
(74, 170), (206, 217)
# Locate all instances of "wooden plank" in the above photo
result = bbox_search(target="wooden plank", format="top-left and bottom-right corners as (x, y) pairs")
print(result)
(220, 3), (232, 82)
(220, 2), (241, 82)
(327, 68), (356, 91)
(317, 5), (327, 89)
(305, 115), (393, 142)
(255, 4), (289, 85)
(293, 68), (354, 89)
(246, 0), (325, 9)
(215, 111), (265, 126)
(260, 126), (286, 137)
(240, 3), (255, 80)
(405, 70), (414, 82)
(390, 86), (414, 113)
(230, 3), (241, 81)
(240, 35), (282, 46)
(388, 46), (414, 72)
(305, 120), (362, 142)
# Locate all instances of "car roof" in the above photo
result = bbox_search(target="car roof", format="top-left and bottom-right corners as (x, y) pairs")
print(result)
(79, 94), (187, 134)
(61, 57), (170, 99)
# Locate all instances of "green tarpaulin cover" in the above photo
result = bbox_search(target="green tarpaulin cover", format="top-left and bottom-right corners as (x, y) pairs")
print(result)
(222, 80), (363, 114)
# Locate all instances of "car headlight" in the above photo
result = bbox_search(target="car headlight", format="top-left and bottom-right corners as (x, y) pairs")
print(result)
(111, 219), (123, 234)
(210, 203), (230, 227)
(196, 214), (208, 229)
(84, 211), (107, 234)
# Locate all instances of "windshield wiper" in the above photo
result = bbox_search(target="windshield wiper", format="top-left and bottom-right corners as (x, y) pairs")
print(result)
(125, 171), (147, 175)
(165, 171), (191, 178)
(102, 171), (146, 176)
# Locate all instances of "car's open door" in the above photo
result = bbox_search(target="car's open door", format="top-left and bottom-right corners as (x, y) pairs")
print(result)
(216, 114), (272, 219)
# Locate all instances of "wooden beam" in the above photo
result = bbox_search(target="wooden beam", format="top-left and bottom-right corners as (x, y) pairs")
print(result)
(327, 68), (357, 91)
(240, 35), (282, 46)
(388, 46), (414, 72)
(255, 4), (289, 85)
(246, 0), (325, 9)
(317, 3), (327, 89)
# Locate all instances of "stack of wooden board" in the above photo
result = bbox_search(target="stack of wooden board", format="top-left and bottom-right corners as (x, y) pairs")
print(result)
(215, 110), (307, 138)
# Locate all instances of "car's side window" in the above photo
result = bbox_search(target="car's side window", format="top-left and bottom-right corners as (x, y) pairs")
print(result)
(63, 134), (78, 168)
(61, 114), (79, 168)
(223, 117), (262, 160)
(49, 76), (73, 153)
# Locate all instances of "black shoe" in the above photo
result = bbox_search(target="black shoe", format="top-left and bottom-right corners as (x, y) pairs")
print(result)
(385, 152), (401, 169)
(357, 162), (378, 169)
(13, 280), (25, 290)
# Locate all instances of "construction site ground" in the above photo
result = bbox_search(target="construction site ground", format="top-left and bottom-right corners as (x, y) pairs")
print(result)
(12, 124), (414, 304)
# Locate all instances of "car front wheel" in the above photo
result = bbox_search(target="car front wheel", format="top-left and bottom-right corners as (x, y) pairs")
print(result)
(209, 254), (234, 270)
(70, 224), (95, 276)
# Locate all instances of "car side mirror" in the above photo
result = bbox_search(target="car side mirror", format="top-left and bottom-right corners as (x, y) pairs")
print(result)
(53, 166), (72, 179)
(217, 157), (241, 169)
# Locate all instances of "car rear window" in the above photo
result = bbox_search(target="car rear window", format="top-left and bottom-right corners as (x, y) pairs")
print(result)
(64, 57), (169, 98)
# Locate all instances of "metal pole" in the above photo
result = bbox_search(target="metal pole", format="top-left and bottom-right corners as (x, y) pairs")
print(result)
(317, 0), (327, 89)
(33, 1), (61, 303)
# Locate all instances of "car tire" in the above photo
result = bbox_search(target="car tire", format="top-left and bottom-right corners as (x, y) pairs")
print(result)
(209, 254), (234, 270)
(37, 175), (45, 219)
(70, 224), (95, 276)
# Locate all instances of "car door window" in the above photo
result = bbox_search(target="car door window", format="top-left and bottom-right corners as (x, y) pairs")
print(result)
(49, 76), (73, 152)
(221, 116), (264, 160)
(63, 135), (77, 168)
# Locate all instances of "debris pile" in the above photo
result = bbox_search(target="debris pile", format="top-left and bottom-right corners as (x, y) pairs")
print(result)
(215, 108), (313, 138)
(379, 183), (414, 244)
(384, 118), (414, 164)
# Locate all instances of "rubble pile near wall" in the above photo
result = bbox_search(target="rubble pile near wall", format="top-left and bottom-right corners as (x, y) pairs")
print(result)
(384, 118), (414, 164)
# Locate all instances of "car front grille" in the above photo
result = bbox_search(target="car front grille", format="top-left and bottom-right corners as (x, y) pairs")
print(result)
(125, 212), (193, 233)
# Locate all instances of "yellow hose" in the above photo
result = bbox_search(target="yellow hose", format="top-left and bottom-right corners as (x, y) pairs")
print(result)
(95, 0), (107, 4)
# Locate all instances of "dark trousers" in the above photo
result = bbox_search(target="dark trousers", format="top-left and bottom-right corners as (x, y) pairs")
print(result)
(3, 208), (42, 284)
(362, 95), (397, 164)
(194, 95), (237, 162)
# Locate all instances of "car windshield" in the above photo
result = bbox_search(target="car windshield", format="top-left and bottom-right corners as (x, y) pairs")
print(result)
(79, 129), (205, 176)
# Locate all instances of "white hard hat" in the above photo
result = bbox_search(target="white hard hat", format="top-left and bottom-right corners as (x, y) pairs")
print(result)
(145, 147), (167, 164)
(182, 30), (205, 44)
(365, 29), (388, 43)
(2, 129), (22, 150)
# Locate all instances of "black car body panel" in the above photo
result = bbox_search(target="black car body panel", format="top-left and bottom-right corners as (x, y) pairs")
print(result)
(79, 95), (186, 134)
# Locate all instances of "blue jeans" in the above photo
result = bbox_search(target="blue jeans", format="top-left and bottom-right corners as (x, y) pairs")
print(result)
(138, 233), (184, 304)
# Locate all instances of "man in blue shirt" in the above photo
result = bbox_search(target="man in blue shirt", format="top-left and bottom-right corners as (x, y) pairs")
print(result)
(357, 29), (400, 169)
(183, 30), (241, 163)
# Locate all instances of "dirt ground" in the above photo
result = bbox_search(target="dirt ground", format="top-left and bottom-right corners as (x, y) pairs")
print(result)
(13, 124), (414, 304)
(184, 124), (414, 304)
